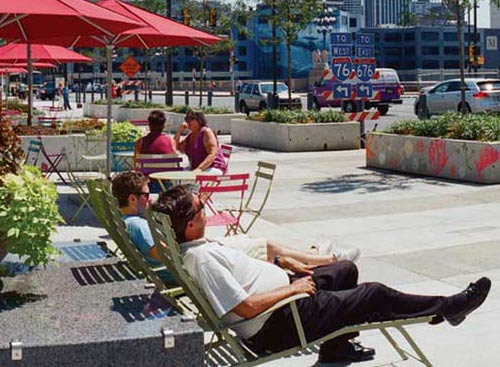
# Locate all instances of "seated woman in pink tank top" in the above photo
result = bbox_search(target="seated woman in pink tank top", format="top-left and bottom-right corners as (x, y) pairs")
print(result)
(134, 110), (176, 157)
(174, 111), (226, 174)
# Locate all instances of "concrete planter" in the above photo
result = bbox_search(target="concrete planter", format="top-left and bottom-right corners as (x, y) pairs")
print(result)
(231, 118), (360, 152)
(165, 112), (245, 135)
(20, 134), (106, 172)
(366, 133), (500, 183)
(117, 107), (161, 122)
(83, 103), (121, 120)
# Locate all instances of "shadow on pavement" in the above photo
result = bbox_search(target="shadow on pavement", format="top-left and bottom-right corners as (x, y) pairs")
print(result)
(301, 168), (477, 194)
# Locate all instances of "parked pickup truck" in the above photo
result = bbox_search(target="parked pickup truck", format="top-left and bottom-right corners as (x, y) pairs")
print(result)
(310, 68), (404, 115)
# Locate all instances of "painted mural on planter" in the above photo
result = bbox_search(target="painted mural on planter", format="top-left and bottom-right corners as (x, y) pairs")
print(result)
(366, 133), (500, 184)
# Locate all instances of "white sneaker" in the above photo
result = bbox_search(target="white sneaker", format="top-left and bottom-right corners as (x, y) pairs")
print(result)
(315, 241), (361, 263)
(334, 248), (361, 263)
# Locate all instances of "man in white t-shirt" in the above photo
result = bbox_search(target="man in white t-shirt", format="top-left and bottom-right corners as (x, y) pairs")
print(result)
(152, 184), (491, 364)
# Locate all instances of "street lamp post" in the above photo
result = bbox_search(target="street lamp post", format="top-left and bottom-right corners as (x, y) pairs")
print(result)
(313, 2), (336, 51)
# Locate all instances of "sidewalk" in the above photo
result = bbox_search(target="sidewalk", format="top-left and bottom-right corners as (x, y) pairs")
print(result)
(55, 146), (500, 366)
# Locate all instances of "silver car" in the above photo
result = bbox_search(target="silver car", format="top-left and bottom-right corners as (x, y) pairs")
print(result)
(414, 78), (500, 119)
(239, 82), (302, 114)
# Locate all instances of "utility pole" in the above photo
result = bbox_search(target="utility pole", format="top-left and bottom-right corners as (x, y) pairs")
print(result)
(271, 0), (277, 109)
(165, 0), (173, 105)
(473, 0), (478, 73)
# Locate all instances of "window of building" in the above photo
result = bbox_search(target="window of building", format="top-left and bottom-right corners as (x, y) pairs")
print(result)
(443, 32), (457, 41)
(238, 46), (247, 56)
(238, 31), (247, 41)
(384, 33), (402, 42)
(444, 46), (459, 54)
(238, 61), (247, 71)
(184, 49), (193, 56)
(403, 60), (416, 69)
(422, 59), (439, 68)
(383, 47), (401, 56)
(422, 46), (439, 55)
(421, 32), (439, 41)
(349, 18), (357, 28)
(404, 46), (415, 56)
(404, 32), (415, 41)
(465, 33), (481, 42)
(444, 60), (460, 69)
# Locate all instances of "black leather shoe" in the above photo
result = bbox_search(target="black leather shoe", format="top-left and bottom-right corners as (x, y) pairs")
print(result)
(446, 277), (491, 326)
(318, 340), (375, 363)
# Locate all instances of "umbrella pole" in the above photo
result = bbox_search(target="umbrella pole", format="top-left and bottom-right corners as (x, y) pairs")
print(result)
(106, 44), (114, 179)
(27, 44), (33, 126)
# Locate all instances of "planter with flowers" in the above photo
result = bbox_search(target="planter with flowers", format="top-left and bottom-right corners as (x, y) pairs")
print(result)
(231, 109), (360, 152)
(366, 113), (500, 183)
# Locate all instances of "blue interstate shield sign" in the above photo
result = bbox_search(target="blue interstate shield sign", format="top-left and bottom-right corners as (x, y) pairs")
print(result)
(331, 57), (352, 82)
(353, 58), (376, 82)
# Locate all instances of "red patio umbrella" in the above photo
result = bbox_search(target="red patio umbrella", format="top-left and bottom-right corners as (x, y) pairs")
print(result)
(0, 0), (143, 42)
(0, 43), (92, 64)
(2, 62), (57, 69)
(0, 67), (27, 74)
(37, 0), (222, 178)
(0, 0), (144, 126)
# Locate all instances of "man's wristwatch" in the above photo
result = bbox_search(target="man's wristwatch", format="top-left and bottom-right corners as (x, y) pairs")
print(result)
(273, 255), (281, 267)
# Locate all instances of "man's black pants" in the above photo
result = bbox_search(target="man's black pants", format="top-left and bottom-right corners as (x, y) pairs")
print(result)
(248, 261), (450, 355)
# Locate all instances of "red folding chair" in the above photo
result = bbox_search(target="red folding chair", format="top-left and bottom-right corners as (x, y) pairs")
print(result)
(134, 153), (183, 192)
(196, 173), (249, 236)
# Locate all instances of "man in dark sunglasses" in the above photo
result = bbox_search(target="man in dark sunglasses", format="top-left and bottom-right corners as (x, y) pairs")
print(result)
(111, 171), (363, 287)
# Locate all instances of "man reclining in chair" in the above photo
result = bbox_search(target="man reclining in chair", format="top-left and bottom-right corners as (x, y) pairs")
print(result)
(152, 184), (492, 364)
(111, 171), (361, 285)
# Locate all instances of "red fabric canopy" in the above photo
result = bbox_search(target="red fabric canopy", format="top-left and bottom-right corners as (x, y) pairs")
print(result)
(0, 43), (92, 64)
(0, 0), (143, 43)
(0, 62), (57, 69)
(46, 0), (221, 48)
(0, 66), (27, 74)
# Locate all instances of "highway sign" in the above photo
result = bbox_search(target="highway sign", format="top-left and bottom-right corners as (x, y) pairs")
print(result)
(356, 33), (374, 45)
(331, 33), (352, 45)
(356, 83), (373, 98)
(331, 45), (352, 57)
(331, 57), (352, 82)
(333, 82), (352, 99)
(355, 46), (374, 58)
(354, 58), (376, 82)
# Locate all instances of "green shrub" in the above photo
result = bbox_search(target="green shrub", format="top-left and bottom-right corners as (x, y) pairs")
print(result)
(121, 100), (166, 109)
(201, 106), (234, 114)
(250, 109), (346, 124)
(94, 99), (126, 105)
(97, 121), (142, 143)
(386, 113), (500, 141)
(4, 99), (29, 113)
(0, 119), (24, 178)
(169, 105), (193, 114)
(0, 166), (62, 266)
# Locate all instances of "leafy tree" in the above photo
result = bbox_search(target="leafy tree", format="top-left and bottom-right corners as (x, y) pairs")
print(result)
(399, 11), (419, 26)
(268, 0), (322, 108)
(178, 0), (251, 106)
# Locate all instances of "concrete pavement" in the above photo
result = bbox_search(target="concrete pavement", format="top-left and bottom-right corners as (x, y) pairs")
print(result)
(50, 101), (499, 366)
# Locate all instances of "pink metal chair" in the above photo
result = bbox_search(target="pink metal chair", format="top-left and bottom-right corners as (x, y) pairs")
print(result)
(134, 153), (183, 192)
(196, 173), (249, 236)
(26, 138), (67, 184)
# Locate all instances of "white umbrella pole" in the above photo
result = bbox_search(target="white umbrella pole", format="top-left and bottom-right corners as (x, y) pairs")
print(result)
(106, 44), (114, 178)
(27, 44), (33, 125)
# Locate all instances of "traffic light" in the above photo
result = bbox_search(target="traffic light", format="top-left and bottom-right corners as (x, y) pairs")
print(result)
(468, 45), (475, 62)
(182, 9), (190, 26)
(209, 8), (217, 27)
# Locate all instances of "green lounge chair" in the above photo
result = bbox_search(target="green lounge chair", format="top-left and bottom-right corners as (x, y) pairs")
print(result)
(87, 181), (193, 315)
(145, 209), (434, 366)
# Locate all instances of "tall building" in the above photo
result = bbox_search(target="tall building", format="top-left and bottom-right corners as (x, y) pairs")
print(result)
(328, 0), (364, 29)
(476, 0), (500, 28)
(365, 0), (412, 27)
